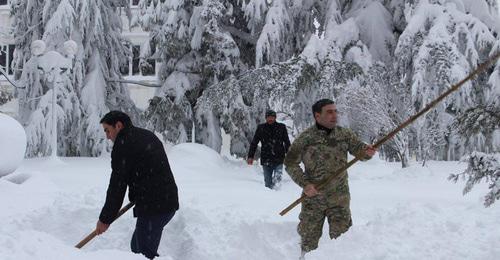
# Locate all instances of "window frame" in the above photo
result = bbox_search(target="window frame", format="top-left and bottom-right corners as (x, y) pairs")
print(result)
(121, 44), (157, 77)
(0, 44), (15, 76)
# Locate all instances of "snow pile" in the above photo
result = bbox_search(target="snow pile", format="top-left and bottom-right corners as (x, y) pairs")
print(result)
(0, 113), (26, 176)
(1, 143), (500, 259)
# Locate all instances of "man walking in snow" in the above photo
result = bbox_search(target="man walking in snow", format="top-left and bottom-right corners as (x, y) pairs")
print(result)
(95, 111), (179, 259)
(284, 99), (376, 259)
(247, 109), (291, 189)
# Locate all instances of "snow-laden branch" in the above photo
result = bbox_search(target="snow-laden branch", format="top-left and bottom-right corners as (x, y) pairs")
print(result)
(0, 68), (24, 89)
(106, 78), (161, 88)
(449, 152), (500, 207)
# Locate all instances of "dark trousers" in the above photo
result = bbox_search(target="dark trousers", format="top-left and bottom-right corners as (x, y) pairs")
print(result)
(131, 211), (176, 259)
(262, 163), (283, 189)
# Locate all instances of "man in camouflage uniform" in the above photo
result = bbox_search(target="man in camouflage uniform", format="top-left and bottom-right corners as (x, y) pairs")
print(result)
(284, 99), (376, 259)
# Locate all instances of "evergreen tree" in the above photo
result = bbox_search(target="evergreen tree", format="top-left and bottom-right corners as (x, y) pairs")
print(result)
(343, 62), (412, 167)
(13, 0), (83, 157)
(195, 58), (316, 155)
(131, 0), (500, 165)
(395, 0), (499, 160)
(449, 151), (500, 207)
(74, 0), (142, 156)
(138, 0), (242, 143)
(11, 0), (141, 156)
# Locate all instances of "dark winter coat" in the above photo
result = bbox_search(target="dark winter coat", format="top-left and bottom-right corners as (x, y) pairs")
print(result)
(99, 126), (179, 224)
(248, 122), (291, 166)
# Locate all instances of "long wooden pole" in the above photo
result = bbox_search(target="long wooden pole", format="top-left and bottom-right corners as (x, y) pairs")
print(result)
(75, 202), (135, 249)
(279, 52), (500, 216)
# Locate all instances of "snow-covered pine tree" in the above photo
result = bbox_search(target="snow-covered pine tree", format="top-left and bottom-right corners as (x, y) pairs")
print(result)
(252, 0), (293, 68)
(195, 57), (315, 155)
(193, 4), (388, 154)
(13, 0), (83, 157)
(137, 0), (242, 143)
(11, 0), (141, 156)
(138, 0), (204, 143)
(134, 0), (499, 165)
(17, 40), (82, 157)
(445, 0), (500, 206)
(74, 0), (142, 156)
(452, 105), (500, 153)
(342, 62), (412, 167)
(449, 151), (500, 207)
(181, 1), (399, 155)
(395, 0), (499, 160)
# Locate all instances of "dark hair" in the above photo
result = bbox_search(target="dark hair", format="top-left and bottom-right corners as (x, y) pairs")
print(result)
(265, 109), (277, 117)
(312, 99), (335, 115)
(100, 111), (133, 127)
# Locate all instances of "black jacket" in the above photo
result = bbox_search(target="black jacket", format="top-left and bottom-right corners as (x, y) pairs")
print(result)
(99, 126), (179, 224)
(248, 122), (291, 165)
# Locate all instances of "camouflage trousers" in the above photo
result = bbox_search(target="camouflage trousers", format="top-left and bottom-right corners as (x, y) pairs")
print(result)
(298, 191), (352, 252)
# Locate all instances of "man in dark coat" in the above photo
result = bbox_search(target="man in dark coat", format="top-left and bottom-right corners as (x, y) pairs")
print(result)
(95, 111), (179, 259)
(247, 109), (291, 189)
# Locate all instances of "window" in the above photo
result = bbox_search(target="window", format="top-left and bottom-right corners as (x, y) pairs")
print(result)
(8, 44), (14, 74)
(141, 43), (156, 76)
(141, 57), (155, 76)
(119, 59), (129, 75)
(0, 48), (6, 73)
(132, 45), (140, 75)
(112, 0), (127, 7)
(0, 44), (15, 76)
(112, 0), (139, 7)
(0, 0), (8, 6)
(121, 44), (156, 77)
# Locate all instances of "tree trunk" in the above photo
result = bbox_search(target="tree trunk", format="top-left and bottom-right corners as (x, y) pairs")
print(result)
(397, 150), (410, 168)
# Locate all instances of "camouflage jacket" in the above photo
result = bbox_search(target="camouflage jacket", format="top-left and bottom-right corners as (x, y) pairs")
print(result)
(284, 125), (370, 192)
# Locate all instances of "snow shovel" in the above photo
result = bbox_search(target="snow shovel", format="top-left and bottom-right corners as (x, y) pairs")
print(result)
(279, 51), (500, 216)
(75, 202), (134, 249)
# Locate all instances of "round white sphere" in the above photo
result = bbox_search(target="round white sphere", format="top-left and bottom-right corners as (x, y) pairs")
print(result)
(0, 113), (27, 177)
(31, 40), (46, 56)
(63, 40), (78, 57)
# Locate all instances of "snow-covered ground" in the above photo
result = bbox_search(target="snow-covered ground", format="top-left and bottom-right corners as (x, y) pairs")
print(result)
(1, 143), (499, 260)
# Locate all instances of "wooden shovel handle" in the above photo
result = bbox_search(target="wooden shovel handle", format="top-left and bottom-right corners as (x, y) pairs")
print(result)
(75, 202), (134, 249)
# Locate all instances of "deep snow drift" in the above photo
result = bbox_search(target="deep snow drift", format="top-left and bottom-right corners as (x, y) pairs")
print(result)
(0, 112), (26, 176)
(0, 143), (499, 260)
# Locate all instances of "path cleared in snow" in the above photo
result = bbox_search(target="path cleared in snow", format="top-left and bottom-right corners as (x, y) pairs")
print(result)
(1, 143), (499, 260)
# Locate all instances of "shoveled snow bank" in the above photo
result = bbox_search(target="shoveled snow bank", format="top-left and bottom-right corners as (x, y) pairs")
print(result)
(1, 143), (499, 259)
(0, 113), (26, 177)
